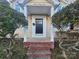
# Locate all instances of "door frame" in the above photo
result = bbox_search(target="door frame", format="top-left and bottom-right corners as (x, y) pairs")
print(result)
(32, 15), (46, 38)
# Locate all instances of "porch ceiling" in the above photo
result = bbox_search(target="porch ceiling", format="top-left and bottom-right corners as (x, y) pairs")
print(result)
(27, 6), (51, 15)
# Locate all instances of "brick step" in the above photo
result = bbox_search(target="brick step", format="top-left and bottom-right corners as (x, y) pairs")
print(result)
(27, 54), (51, 57)
(30, 44), (52, 47)
(24, 42), (53, 44)
(28, 47), (51, 50)
(31, 44), (52, 46)
(27, 53), (51, 55)
(24, 42), (54, 49)
(27, 50), (51, 54)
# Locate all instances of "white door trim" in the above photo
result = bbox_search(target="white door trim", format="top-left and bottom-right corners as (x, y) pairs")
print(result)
(32, 15), (46, 38)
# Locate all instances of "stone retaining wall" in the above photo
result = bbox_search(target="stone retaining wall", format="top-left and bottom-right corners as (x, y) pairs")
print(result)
(54, 31), (79, 41)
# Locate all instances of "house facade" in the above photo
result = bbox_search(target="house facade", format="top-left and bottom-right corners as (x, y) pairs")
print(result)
(7, 0), (77, 59)
(8, 0), (54, 59)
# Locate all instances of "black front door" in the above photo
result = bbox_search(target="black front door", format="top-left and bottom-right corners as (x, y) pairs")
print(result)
(35, 18), (43, 34)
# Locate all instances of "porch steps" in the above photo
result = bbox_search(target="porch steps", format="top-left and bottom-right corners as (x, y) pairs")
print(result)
(24, 42), (54, 59)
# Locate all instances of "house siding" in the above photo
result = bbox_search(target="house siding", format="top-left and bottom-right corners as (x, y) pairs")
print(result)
(46, 16), (51, 39)
(28, 15), (32, 39)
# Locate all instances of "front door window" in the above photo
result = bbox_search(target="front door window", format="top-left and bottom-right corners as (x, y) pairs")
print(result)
(35, 18), (43, 34)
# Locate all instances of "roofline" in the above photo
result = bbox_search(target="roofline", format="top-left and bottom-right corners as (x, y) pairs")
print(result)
(10, 0), (53, 8)
(20, 0), (53, 7)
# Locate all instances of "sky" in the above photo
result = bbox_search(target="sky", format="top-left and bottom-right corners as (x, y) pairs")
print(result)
(7, 0), (9, 2)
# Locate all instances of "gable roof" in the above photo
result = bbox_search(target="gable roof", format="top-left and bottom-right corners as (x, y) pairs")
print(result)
(26, 0), (53, 4)
(19, 0), (53, 8)
(10, 0), (53, 9)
